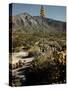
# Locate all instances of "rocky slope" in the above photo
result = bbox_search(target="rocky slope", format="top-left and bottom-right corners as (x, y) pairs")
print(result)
(9, 12), (66, 33)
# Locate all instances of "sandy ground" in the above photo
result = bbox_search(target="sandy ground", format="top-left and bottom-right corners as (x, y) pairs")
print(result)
(9, 51), (34, 64)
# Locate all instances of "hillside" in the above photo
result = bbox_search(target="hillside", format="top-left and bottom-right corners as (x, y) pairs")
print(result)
(9, 12), (66, 34)
(9, 12), (66, 86)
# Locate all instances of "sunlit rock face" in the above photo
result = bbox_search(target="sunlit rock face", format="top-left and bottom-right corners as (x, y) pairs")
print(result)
(10, 12), (66, 33)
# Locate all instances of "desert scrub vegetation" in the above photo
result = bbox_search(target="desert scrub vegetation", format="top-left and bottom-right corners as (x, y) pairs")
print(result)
(25, 51), (66, 85)
(10, 29), (66, 85)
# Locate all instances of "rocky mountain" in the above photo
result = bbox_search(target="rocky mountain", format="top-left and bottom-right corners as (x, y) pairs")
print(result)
(9, 12), (66, 33)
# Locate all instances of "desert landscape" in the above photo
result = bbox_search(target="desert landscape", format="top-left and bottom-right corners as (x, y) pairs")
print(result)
(9, 4), (66, 86)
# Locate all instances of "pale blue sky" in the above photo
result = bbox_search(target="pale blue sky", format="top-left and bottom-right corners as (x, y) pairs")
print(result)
(11, 3), (66, 22)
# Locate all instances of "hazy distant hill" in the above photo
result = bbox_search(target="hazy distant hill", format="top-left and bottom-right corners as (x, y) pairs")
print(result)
(9, 12), (66, 33)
